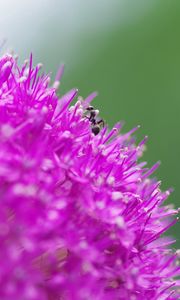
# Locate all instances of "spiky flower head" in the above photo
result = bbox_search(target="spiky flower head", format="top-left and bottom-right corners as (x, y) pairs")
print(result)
(0, 53), (179, 300)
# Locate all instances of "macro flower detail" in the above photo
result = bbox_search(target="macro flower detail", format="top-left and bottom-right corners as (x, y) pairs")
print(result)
(0, 53), (179, 300)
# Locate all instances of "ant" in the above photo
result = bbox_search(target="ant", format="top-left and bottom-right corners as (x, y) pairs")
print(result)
(85, 106), (104, 135)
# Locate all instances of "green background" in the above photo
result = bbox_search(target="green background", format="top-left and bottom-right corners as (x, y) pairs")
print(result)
(0, 0), (179, 246)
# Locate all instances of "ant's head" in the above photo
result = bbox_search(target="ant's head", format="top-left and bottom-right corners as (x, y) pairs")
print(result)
(92, 125), (100, 136)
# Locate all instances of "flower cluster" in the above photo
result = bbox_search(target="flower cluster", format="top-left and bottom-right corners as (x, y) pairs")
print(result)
(0, 54), (179, 300)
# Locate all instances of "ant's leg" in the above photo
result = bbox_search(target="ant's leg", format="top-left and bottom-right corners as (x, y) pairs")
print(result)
(97, 119), (105, 127)
(84, 115), (96, 125)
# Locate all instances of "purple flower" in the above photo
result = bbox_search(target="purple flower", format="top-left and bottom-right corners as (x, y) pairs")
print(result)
(0, 53), (179, 300)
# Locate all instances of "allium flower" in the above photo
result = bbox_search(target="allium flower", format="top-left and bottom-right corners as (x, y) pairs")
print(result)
(0, 53), (179, 300)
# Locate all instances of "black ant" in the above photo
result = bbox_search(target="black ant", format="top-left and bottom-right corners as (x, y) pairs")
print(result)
(85, 106), (104, 135)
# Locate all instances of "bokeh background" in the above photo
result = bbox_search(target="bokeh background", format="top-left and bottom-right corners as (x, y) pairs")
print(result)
(0, 0), (179, 246)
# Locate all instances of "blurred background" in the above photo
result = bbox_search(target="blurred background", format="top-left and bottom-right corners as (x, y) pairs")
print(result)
(0, 0), (179, 246)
